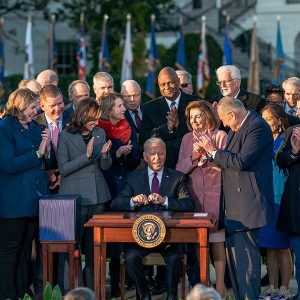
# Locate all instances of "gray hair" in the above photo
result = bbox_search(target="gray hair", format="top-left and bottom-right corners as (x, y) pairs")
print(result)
(176, 70), (192, 82)
(187, 284), (222, 300)
(121, 80), (141, 94)
(64, 287), (95, 300)
(282, 77), (300, 89)
(218, 96), (245, 114)
(144, 137), (166, 152)
(68, 80), (90, 98)
(93, 72), (114, 86)
(216, 65), (241, 80)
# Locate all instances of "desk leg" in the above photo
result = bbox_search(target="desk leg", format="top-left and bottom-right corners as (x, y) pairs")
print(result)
(198, 228), (209, 286)
(69, 246), (75, 289)
(100, 241), (107, 300)
(94, 227), (101, 300)
(42, 244), (48, 288)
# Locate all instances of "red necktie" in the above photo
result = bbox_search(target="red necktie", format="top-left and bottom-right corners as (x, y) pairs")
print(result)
(151, 172), (159, 194)
(133, 110), (142, 130)
(52, 121), (59, 153)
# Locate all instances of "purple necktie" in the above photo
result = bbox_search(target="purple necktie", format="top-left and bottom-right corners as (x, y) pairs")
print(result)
(151, 172), (159, 194)
(52, 121), (59, 153)
(288, 109), (295, 116)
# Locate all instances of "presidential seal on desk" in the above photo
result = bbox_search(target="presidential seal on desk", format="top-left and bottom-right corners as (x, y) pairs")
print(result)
(132, 214), (166, 248)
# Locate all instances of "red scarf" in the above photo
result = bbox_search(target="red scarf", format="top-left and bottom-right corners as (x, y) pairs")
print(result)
(98, 118), (131, 144)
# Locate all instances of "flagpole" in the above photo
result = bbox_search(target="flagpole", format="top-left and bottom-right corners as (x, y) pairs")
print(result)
(50, 14), (56, 71)
(120, 14), (133, 85)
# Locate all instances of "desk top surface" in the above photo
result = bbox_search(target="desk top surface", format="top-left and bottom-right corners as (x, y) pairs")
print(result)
(85, 212), (216, 228)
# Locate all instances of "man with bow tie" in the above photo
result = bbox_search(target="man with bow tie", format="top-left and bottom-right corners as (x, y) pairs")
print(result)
(111, 138), (194, 300)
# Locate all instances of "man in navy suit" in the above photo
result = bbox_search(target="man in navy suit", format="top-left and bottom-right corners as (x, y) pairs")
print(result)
(112, 138), (194, 300)
(199, 97), (274, 300)
(121, 80), (143, 134)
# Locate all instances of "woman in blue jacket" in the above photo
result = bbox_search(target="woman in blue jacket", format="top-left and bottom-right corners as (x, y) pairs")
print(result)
(0, 89), (51, 299)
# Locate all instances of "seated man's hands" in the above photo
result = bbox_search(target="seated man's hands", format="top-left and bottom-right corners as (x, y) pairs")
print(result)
(148, 193), (166, 205)
(132, 194), (149, 205)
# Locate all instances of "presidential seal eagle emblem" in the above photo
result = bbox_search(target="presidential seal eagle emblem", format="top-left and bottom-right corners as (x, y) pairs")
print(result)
(132, 214), (166, 248)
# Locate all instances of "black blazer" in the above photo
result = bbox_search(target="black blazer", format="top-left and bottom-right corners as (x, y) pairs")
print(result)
(276, 125), (300, 234)
(210, 87), (266, 113)
(111, 166), (194, 213)
(139, 91), (198, 168)
(34, 111), (72, 169)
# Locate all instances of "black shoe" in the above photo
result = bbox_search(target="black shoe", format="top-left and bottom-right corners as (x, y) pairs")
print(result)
(151, 284), (167, 295)
(166, 294), (178, 300)
(141, 288), (152, 300)
(260, 273), (269, 286)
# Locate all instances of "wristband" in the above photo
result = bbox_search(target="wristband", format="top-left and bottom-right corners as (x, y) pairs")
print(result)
(36, 151), (43, 159)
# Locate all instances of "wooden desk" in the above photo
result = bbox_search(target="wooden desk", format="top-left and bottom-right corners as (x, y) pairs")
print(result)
(85, 212), (215, 300)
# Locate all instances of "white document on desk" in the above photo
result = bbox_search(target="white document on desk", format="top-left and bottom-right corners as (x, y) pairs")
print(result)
(194, 213), (208, 217)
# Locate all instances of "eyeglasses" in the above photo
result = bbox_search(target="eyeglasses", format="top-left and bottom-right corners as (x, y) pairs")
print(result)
(123, 94), (141, 100)
(180, 83), (191, 88)
(216, 79), (236, 86)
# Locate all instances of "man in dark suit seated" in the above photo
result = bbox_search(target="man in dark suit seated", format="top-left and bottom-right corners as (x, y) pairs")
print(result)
(111, 138), (194, 300)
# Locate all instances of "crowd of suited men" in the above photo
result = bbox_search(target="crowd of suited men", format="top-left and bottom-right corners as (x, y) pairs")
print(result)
(1, 64), (300, 300)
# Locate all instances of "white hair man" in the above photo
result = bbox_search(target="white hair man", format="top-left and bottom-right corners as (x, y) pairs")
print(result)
(121, 80), (142, 132)
(210, 65), (265, 112)
(282, 77), (300, 116)
(176, 70), (193, 95)
(93, 72), (114, 102)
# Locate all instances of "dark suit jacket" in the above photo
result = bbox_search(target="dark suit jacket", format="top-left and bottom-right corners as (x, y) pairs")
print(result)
(213, 110), (274, 232)
(287, 113), (300, 127)
(139, 91), (198, 168)
(276, 125), (300, 234)
(34, 111), (72, 169)
(210, 87), (266, 113)
(124, 105), (143, 134)
(34, 111), (72, 130)
(111, 167), (194, 213)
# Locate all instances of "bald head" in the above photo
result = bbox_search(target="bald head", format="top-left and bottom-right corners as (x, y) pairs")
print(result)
(121, 80), (141, 111)
(158, 67), (180, 100)
(37, 69), (58, 87)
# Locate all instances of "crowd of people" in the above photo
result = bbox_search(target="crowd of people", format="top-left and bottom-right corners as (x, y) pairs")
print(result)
(0, 64), (300, 300)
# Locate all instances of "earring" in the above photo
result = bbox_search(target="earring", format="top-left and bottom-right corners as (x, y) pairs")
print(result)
(278, 120), (283, 133)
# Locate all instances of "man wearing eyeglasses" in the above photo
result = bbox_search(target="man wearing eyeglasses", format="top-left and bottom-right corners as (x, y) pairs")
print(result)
(210, 65), (265, 113)
(176, 70), (193, 95)
(121, 80), (143, 133)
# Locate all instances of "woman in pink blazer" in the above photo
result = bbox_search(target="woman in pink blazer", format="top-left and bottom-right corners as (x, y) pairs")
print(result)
(176, 100), (227, 298)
